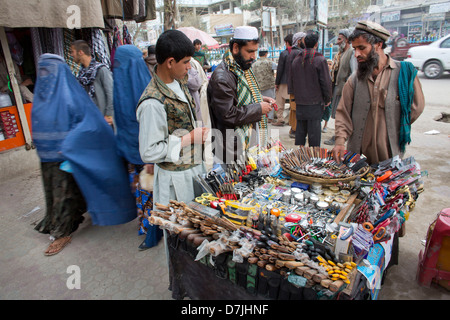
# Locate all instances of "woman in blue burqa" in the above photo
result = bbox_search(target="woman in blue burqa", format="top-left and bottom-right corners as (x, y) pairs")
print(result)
(113, 45), (162, 250)
(32, 54), (137, 256)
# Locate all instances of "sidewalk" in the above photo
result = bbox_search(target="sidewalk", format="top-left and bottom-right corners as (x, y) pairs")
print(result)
(0, 167), (172, 299)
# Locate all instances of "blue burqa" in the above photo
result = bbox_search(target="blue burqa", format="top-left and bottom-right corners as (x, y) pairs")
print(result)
(32, 54), (137, 226)
(113, 45), (152, 164)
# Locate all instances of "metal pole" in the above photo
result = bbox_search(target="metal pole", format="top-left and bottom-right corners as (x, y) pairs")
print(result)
(0, 26), (33, 150)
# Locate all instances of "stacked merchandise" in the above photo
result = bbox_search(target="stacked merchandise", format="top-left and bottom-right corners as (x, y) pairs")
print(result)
(149, 141), (424, 300)
(0, 110), (19, 140)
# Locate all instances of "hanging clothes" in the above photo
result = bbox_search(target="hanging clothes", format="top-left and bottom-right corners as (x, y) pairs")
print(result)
(123, 24), (132, 45)
(110, 26), (123, 65)
(63, 29), (81, 75)
(91, 28), (111, 69)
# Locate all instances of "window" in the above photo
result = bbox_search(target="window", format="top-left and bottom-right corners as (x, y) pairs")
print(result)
(440, 37), (450, 49)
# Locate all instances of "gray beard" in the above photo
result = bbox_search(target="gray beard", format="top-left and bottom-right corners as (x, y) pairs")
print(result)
(357, 48), (379, 81)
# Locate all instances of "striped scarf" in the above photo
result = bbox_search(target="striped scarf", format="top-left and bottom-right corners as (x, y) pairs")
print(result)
(223, 50), (268, 150)
(398, 61), (417, 152)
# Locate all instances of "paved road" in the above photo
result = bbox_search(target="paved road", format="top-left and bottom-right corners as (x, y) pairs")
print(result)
(0, 72), (449, 300)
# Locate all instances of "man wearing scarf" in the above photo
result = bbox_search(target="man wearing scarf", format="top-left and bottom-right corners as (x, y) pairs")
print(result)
(332, 21), (425, 165)
(70, 40), (114, 126)
(289, 31), (332, 147)
(207, 26), (275, 165)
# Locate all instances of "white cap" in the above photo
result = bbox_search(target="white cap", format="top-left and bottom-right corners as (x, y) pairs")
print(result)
(233, 26), (259, 40)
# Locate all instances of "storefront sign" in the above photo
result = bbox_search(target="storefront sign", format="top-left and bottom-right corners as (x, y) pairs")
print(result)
(381, 11), (401, 23)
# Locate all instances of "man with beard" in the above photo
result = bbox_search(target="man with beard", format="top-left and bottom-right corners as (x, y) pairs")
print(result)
(290, 31), (332, 147)
(207, 26), (275, 164)
(332, 21), (425, 165)
(323, 29), (356, 139)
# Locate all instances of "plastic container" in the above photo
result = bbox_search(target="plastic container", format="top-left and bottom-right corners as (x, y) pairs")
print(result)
(0, 93), (12, 107)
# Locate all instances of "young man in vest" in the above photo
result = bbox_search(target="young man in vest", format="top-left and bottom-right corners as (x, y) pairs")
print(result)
(136, 30), (209, 207)
(332, 21), (425, 165)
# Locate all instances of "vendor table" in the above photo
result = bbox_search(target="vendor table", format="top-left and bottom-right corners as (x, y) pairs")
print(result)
(150, 149), (418, 301)
(165, 231), (399, 300)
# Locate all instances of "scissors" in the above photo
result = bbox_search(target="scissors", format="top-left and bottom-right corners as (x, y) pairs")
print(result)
(195, 193), (219, 205)
(362, 219), (390, 241)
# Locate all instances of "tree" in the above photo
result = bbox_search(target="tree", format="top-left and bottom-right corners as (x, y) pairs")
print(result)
(327, 0), (371, 35)
(164, 0), (177, 30)
(240, 0), (312, 46)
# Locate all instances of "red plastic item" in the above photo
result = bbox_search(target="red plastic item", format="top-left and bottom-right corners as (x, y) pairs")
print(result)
(417, 208), (450, 289)
(285, 213), (302, 223)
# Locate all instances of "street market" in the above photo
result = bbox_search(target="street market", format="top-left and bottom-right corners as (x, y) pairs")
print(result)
(147, 139), (425, 300)
(1, 0), (449, 304)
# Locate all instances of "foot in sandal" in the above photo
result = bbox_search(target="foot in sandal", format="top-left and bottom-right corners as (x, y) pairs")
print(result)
(44, 236), (72, 256)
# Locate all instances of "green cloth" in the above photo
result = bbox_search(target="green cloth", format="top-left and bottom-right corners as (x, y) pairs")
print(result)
(193, 51), (206, 66)
(398, 61), (417, 152)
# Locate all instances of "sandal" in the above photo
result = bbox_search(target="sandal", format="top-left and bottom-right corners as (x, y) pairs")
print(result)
(44, 236), (72, 256)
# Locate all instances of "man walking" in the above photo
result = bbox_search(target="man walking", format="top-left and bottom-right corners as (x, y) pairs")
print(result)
(207, 26), (274, 164)
(70, 40), (114, 125)
(286, 32), (306, 138)
(273, 33), (293, 126)
(253, 48), (277, 123)
(324, 29), (356, 144)
(332, 21), (425, 165)
(289, 31), (332, 147)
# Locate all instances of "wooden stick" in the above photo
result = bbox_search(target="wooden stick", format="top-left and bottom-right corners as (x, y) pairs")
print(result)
(333, 193), (358, 224)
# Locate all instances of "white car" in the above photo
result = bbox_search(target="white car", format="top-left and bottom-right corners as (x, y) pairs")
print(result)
(405, 34), (450, 79)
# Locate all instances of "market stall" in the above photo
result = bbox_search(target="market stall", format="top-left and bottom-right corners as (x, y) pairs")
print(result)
(148, 140), (424, 300)
(0, 0), (106, 152)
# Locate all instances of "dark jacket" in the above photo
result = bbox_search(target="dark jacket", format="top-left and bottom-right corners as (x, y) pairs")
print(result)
(286, 46), (301, 94)
(207, 61), (262, 162)
(290, 48), (332, 106)
(275, 48), (290, 85)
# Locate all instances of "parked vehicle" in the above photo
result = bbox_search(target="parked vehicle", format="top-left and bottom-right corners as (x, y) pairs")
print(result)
(389, 37), (433, 61)
(405, 34), (450, 79)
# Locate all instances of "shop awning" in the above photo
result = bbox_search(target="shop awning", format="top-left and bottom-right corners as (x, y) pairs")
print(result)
(0, 0), (105, 28)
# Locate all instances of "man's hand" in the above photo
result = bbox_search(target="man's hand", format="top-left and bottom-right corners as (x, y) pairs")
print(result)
(181, 127), (209, 147)
(260, 101), (273, 115)
(332, 144), (346, 163)
(263, 96), (276, 105)
(21, 78), (33, 87)
(104, 116), (113, 125)
(145, 164), (154, 174)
